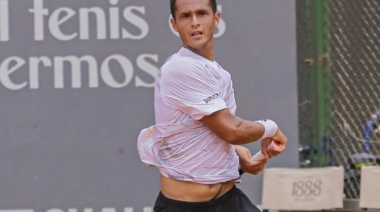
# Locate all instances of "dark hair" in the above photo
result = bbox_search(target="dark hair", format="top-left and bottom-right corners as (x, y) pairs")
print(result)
(170, 0), (217, 19)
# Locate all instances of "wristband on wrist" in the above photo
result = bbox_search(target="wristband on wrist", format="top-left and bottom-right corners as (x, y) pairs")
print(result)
(254, 119), (278, 139)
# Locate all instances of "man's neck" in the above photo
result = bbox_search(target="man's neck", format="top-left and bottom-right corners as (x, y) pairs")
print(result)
(183, 46), (214, 61)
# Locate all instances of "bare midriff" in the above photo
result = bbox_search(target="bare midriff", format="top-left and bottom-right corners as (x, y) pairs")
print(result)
(160, 174), (236, 202)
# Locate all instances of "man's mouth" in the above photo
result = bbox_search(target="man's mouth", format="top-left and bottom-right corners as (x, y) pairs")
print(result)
(191, 31), (203, 38)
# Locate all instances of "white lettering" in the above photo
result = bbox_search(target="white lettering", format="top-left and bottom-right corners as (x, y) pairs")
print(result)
(122, 6), (149, 40)
(28, 1), (149, 41)
(124, 208), (152, 212)
(101, 209), (116, 212)
(0, 54), (160, 90)
(109, 0), (120, 39)
(29, 0), (49, 41)
(0, 0), (9, 41)
(49, 7), (77, 41)
(47, 209), (64, 212)
(0, 56), (27, 90)
(29, 56), (52, 89)
(101, 54), (133, 88)
(135, 54), (158, 88)
(79, 7), (106, 40)
(54, 55), (98, 88)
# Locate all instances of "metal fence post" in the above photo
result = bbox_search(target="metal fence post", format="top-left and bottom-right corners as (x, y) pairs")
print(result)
(315, 0), (332, 167)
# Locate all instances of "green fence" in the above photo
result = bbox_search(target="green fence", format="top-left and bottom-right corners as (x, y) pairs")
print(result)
(297, 0), (380, 199)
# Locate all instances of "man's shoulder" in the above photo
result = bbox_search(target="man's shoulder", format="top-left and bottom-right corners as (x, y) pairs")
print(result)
(168, 51), (205, 64)
(162, 53), (206, 75)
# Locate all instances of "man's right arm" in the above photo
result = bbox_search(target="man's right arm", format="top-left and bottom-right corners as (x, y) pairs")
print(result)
(200, 108), (287, 148)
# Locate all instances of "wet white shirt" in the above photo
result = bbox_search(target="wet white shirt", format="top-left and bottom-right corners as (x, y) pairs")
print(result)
(137, 48), (240, 184)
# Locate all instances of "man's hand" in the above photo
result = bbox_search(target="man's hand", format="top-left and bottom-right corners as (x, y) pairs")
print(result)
(261, 128), (288, 158)
(235, 145), (268, 175)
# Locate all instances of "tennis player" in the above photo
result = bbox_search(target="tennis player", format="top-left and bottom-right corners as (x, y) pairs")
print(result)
(137, 0), (288, 211)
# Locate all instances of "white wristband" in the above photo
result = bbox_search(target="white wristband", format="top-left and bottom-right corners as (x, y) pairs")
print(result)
(254, 119), (278, 139)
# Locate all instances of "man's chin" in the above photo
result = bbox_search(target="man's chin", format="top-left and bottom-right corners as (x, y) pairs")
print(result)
(186, 43), (208, 51)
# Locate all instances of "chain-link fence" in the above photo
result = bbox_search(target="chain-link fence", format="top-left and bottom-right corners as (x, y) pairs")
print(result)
(297, 0), (380, 199)
(330, 0), (380, 199)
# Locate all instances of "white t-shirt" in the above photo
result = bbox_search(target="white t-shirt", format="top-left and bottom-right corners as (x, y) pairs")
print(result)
(137, 47), (240, 184)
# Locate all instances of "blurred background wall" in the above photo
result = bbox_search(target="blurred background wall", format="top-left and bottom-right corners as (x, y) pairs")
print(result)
(0, 0), (298, 210)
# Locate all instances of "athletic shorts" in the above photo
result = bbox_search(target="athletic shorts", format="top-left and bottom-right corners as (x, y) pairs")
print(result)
(153, 186), (261, 212)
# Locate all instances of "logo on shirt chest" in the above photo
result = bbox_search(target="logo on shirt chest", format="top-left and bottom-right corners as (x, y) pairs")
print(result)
(203, 93), (219, 104)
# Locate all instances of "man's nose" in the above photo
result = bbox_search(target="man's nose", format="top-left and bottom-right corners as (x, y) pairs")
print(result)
(191, 15), (200, 27)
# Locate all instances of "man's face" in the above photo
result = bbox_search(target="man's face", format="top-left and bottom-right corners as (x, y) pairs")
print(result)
(171, 0), (220, 56)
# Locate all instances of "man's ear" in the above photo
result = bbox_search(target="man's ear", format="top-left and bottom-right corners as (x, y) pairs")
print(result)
(170, 17), (178, 32)
(214, 12), (221, 27)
